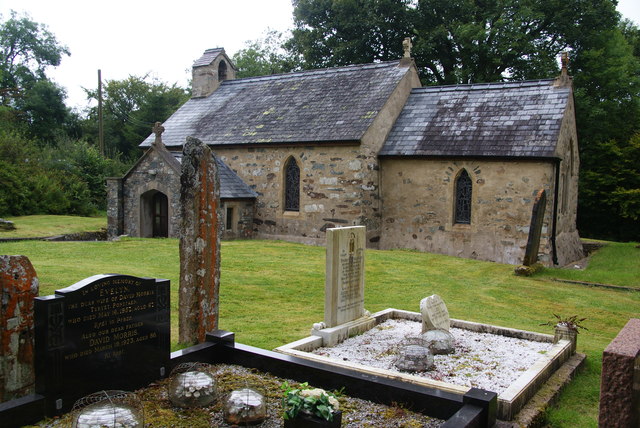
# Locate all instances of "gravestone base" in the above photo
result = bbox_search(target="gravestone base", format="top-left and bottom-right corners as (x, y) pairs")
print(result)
(311, 315), (376, 347)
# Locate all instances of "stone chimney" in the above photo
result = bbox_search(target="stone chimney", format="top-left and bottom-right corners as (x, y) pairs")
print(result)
(192, 48), (237, 98)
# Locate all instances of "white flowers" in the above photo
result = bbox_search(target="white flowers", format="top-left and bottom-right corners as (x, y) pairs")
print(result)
(299, 388), (340, 410)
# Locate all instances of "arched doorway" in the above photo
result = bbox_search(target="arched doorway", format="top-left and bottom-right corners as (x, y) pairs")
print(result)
(140, 190), (169, 238)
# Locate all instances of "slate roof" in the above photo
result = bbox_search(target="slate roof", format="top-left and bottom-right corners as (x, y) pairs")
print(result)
(171, 152), (258, 199)
(140, 61), (410, 148)
(193, 48), (225, 67)
(379, 79), (570, 158)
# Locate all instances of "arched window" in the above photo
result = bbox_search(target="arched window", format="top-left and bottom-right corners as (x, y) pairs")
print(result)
(218, 60), (228, 81)
(284, 157), (300, 211)
(454, 170), (472, 224)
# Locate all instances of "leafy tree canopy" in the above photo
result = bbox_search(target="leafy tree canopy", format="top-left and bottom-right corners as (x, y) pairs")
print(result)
(0, 10), (69, 103)
(288, 0), (619, 84)
(83, 75), (189, 159)
(233, 30), (300, 78)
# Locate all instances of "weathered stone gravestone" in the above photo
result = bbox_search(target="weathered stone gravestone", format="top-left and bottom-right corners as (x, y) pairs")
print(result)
(523, 189), (547, 266)
(34, 274), (170, 415)
(324, 226), (366, 328)
(0, 256), (38, 402)
(420, 294), (450, 332)
(179, 136), (222, 344)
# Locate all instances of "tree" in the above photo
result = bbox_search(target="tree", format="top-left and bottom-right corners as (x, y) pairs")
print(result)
(233, 30), (300, 78)
(0, 11), (72, 143)
(288, 0), (619, 84)
(0, 11), (69, 104)
(84, 75), (189, 159)
(288, 0), (413, 69)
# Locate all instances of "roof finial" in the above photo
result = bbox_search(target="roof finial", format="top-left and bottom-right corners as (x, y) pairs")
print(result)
(402, 37), (412, 59)
(152, 122), (165, 146)
(554, 51), (571, 87)
(561, 51), (569, 76)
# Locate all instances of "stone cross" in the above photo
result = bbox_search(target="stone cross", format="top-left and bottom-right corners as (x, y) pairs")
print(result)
(152, 122), (165, 146)
(179, 136), (222, 344)
(403, 37), (412, 58)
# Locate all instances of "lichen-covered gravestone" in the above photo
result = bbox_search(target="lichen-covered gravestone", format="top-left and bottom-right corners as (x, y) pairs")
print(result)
(179, 136), (222, 344)
(0, 255), (38, 402)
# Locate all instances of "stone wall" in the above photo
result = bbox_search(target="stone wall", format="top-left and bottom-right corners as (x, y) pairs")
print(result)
(222, 200), (255, 240)
(216, 144), (380, 247)
(378, 158), (559, 265)
(552, 94), (583, 266)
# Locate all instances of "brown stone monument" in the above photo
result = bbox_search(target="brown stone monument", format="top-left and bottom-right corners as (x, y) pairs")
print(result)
(599, 318), (640, 428)
(0, 255), (38, 402)
(179, 136), (222, 344)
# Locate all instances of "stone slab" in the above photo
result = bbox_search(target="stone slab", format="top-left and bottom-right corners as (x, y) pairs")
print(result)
(599, 318), (640, 428)
(420, 294), (450, 332)
(324, 226), (366, 327)
(34, 274), (170, 415)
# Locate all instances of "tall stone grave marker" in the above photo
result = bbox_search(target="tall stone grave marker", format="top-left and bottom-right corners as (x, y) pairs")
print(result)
(325, 226), (366, 327)
(523, 189), (547, 266)
(34, 274), (170, 415)
(179, 136), (222, 344)
(0, 255), (38, 402)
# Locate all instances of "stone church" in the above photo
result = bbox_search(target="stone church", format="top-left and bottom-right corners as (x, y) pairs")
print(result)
(107, 46), (583, 266)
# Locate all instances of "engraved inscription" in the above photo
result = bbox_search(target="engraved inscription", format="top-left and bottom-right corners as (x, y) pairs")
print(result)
(59, 277), (161, 362)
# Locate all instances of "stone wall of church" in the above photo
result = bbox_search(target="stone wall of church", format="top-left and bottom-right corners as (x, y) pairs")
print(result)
(214, 144), (382, 247)
(379, 158), (562, 265)
(119, 150), (182, 238)
(553, 95), (584, 266)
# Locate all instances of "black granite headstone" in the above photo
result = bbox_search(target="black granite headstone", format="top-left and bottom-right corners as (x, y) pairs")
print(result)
(523, 189), (547, 266)
(34, 274), (170, 415)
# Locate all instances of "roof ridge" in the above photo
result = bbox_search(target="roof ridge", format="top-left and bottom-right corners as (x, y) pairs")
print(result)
(224, 60), (402, 85)
(414, 79), (556, 93)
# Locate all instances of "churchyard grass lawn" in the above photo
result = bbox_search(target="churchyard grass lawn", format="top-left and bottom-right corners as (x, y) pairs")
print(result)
(1, 238), (638, 427)
(0, 214), (106, 238)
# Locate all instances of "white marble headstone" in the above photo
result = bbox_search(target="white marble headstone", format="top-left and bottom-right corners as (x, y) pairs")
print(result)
(324, 226), (366, 327)
(420, 294), (450, 332)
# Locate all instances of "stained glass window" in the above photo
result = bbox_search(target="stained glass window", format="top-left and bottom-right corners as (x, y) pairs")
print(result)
(285, 157), (300, 211)
(455, 170), (472, 224)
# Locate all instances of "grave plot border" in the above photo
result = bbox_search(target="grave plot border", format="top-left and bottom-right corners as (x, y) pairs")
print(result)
(1, 331), (497, 428)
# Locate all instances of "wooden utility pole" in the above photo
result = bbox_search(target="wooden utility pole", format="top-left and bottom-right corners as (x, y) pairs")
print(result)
(98, 69), (104, 156)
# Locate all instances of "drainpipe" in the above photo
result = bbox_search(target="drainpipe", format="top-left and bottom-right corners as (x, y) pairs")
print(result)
(551, 159), (560, 265)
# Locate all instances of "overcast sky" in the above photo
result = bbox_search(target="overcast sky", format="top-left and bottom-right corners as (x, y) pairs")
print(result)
(2, 0), (639, 111)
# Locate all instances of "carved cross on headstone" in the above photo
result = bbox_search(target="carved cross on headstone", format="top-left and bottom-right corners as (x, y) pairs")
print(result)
(152, 122), (165, 146)
(403, 37), (412, 58)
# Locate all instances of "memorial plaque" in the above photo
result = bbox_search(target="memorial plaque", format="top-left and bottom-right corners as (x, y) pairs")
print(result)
(420, 294), (450, 332)
(325, 226), (366, 327)
(34, 274), (170, 415)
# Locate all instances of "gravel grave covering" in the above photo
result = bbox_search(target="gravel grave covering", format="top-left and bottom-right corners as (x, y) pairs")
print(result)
(312, 319), (553, 394)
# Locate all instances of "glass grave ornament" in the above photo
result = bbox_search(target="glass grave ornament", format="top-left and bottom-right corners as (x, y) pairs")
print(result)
(71, 390), (143, 428)
(394, 337), (435, 372)
(223, 387), (267, 425)
(168, 362), (217, 408)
